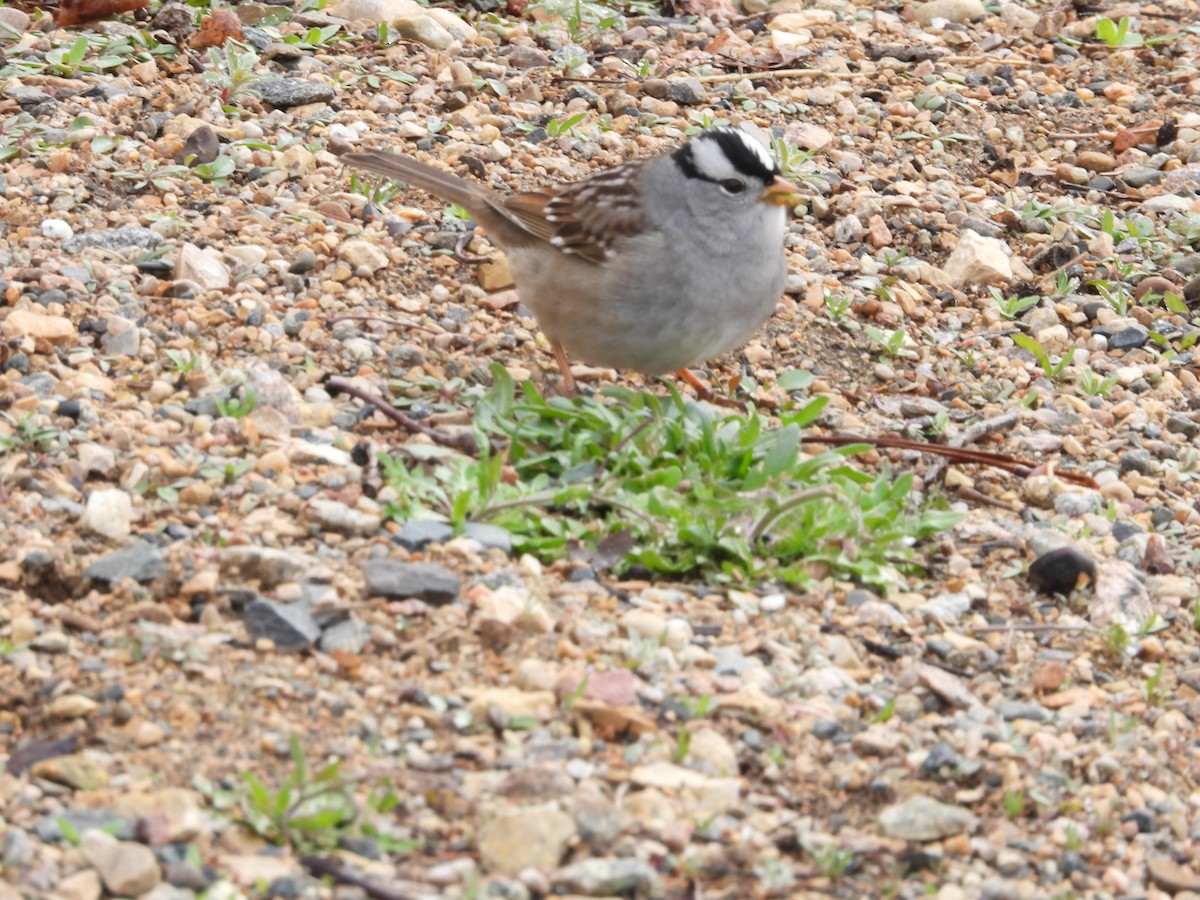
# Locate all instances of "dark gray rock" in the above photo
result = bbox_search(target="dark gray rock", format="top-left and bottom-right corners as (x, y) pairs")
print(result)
(1120, 449), (1152, 475)
(362, 560), (460, 605)
(1107, 325), (1149, 350)
(179, 124), (220, 166)
(1120, 168), (1162, 188)
(1166, 413), (1200, 439)
(463, 522), (512, 554)
(667, 77), (706, 105)
(243, 598), (321, 649)
(83, 542), (167, 586)
(921, 741), (962, 775)
(256, 79), (335, 109)
(392, 520), (454, 552)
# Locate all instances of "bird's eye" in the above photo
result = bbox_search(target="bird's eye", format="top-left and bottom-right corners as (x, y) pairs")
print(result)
(720, 178), (746, 194)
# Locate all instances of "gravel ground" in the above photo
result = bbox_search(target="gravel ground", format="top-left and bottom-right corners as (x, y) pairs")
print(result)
(3, 0), (1200, 897)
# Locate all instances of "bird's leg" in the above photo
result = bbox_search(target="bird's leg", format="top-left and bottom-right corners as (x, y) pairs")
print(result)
(552, 341), (578, 395)
(675, 367), (715, 401)
(675, 368), (742, 408)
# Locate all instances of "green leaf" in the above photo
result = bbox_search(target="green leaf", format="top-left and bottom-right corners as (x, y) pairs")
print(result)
(777, 369), (814, 392)
(66, 36), (89, 67)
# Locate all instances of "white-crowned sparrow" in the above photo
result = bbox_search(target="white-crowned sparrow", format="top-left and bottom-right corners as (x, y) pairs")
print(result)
(341, 126), (798, 392)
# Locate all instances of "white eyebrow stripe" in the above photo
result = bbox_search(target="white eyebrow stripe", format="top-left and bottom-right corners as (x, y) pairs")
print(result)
(688, 137), (742, 181)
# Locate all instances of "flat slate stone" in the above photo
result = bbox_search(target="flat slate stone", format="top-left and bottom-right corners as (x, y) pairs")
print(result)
(83, 542), (167, 586)
(362, 560), (460, 605)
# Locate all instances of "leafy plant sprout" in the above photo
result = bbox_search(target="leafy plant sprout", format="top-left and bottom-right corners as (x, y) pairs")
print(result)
(990, 287), (1040, 321)
(202, 42), (267, 108)
(377, 365), (960, 591)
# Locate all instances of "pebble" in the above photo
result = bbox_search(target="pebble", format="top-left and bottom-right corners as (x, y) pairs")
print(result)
(41, 218), (74, 241)
(83, 542), (167, 585)
(476, 806), (577, 875)
(256, 79), (336, 109)
(2, 310), (77, 344)
(176, 243), (231, 291)
(879, 796), (978, 841)
(362, 560), (461, 604)
(551, 858), (660, 896)
(81, 489), (133, 540)
(243, 598), (322, 649)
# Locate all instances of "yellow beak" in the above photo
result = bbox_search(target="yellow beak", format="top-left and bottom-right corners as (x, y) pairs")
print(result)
(760, 176), (801, 207)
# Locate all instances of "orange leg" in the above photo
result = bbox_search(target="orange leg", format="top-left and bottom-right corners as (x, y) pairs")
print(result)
(675, 368), (743, 408)
(552, 341), (578, 395)
(675, 367), (715, 401)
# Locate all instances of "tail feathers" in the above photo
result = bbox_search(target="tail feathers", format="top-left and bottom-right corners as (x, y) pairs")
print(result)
(340, 151), (485, 212)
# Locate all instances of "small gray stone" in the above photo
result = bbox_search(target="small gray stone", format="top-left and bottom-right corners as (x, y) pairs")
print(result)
(64, 226), (161, 254)
(918, 592), (970, 624)
(393, 519), (454, 551)
(17, 373), (55, 398)
(178, 124), (220, 166)
(289, 250), (317, 274)
(1120, 168), (1162, 189)
(920, 741), (962, 775)
(2, 828), (32, 868)
(1053, 491), (1100, 518)
(5, 85), (51, 107)
(83, 542), (167, 586)
(220, 545), (320, 587)
(462, 522), (512, 554)
(244, 598), (322, 649)
(667, 77), (706, 105)
(1108, 325), (1149, 350)
(995, 700), (1051, 723)
(1120, 449), (1152, 475)
(879, 795), (978, 841)
(318, 618), (372, 654)
(551, 858), (659, 896)
(1166, 413), (1200, 439)
(101, 316), (140, 356)
(362, 561), (460, 604)
(256, 79), (336, 110)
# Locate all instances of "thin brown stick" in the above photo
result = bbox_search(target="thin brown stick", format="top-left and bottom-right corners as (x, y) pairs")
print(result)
(325, 378), (477, 454)
(801, 432), (1098, 488)
(1046, 131), (1101, 140)
(327, 315), (436, 333)
(926, 410), (1018, 485)
(955, 485), (1018, 511)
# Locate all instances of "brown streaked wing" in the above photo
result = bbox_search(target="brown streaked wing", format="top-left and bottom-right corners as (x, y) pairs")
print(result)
(496, 163), (646, 265)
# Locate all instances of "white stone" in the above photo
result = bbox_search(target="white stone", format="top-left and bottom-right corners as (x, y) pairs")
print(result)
(41, 218), (74, 241)
(176, 243), (231, 291)
(81, 489), (133, 540)
(943, 231), (1013, 287)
